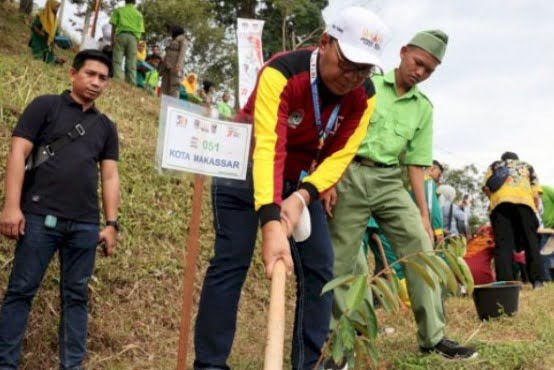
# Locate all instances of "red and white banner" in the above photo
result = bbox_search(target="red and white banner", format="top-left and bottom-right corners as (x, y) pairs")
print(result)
(236, 18), (265, 108)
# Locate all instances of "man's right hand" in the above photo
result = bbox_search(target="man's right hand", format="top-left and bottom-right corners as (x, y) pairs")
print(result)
(261, 220), (294, 280)
(321, 187), (337, 218)
(0, 206), (25, 239)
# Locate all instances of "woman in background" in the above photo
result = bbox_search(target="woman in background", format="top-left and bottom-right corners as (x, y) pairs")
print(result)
(136, 40), (147, 62)
(28, 0), (65, 64)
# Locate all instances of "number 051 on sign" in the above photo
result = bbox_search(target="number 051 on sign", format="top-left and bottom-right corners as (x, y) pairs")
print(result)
(157, 101), (251, 180)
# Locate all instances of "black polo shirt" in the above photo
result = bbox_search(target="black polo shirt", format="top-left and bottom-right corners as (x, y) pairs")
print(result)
(13, 90), (119, 223)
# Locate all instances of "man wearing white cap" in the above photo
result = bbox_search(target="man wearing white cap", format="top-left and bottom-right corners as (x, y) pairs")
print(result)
(324, 29), (478, 365)
(193, 7), (389, 370)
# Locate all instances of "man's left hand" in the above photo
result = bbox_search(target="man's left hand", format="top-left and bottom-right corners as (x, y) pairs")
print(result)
(98, 227), (117, 257)
(280, 191), (309, 236)
(422, 216), (434, 245)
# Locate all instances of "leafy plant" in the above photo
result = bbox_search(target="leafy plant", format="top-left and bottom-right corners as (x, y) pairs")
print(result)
(317, 235), (474, 369)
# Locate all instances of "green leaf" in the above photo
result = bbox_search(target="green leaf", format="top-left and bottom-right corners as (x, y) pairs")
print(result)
(361, 299), (378, 339)
(443, 250), (465, 284)
(459, 236), (468, 257)
(429, 254), (449, 285)
(417, 253), (446, 284)
(370, 283), (392, 314)
(366, 340), (379, 368)
(339, 316), (356, 350)
(347, 351), (357, 370)
(434, 255), (459, 295)
(374, 277), (399, 313)
(389, 269), (400, 296)
(404, 260), (436, 290)
(360, 337), (379, 367)
(352, 320), (369, 339)
(457, 256), (475, 295)
(345, 275), (368, 311)
(330, 331), (345, 365)
(321, 274), (356, 295)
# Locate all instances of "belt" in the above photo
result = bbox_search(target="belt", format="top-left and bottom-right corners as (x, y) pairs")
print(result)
(353, 156), (398, 168)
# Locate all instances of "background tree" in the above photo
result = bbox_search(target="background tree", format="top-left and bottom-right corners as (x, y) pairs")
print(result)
(258, 0), (327, 59)
(138, 0), (233, 87)
(19, 0), (32, 14)
(209, 0), (327, 59)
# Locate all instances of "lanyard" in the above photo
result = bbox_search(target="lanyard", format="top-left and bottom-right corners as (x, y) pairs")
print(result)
(310, 49), (341, 149)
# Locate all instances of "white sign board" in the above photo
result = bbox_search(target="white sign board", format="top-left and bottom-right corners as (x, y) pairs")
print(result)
(159, 103), (251, 180)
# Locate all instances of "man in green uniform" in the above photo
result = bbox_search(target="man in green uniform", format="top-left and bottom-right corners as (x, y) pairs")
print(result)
(110, 0), (144, 84)
(325, 30), (477, 360)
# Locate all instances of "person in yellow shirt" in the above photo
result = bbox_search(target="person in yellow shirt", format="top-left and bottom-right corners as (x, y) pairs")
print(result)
(182, 72), (198, 95)
(483, 151), (545, 288)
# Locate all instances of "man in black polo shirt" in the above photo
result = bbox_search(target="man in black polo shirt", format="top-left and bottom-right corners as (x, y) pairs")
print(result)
(0, 50), (120, 370)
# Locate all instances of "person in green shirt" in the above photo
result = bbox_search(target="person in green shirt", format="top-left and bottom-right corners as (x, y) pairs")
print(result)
(110, 0), (144, 84)
(136, 54), (161, 95)
(324, 30), (478, 361)
(216, 92), (233, 119)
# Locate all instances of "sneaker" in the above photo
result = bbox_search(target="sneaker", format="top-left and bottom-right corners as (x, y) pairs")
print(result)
(533, 281), (544, 289)
(320, 357), (348, 370)
(421, 337), (478, 359)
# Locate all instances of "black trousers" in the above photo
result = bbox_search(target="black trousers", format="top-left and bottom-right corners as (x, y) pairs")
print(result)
(490, 203), (544, 283)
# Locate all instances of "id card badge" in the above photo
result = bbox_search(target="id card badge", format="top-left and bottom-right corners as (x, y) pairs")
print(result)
(44, 215), (57, 229)
(298, 170), (309, 185)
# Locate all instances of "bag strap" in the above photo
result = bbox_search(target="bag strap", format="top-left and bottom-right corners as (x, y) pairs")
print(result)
(29, 112), (101, 170)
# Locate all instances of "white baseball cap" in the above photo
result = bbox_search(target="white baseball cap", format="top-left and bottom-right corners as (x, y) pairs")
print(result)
(325, 6), (391, 68)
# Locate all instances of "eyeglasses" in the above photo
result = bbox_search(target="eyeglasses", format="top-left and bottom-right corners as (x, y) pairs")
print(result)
(333, 41), (376, 79)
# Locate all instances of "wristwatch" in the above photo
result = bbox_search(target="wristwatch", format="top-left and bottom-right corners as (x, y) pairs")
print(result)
(105, 220), (120, 232)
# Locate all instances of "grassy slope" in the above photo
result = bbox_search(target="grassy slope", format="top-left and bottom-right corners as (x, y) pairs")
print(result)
(1, 4), (553, 369)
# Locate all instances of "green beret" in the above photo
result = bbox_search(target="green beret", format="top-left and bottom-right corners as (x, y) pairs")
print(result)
(408, 29), (448, 63)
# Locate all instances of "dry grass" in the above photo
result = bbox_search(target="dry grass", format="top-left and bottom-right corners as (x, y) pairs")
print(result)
(1, 3), (554, 369)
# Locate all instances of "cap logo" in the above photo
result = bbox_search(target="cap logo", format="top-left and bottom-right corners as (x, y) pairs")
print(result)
(360, 27), (382, 51)
(331, 24), (344, 34)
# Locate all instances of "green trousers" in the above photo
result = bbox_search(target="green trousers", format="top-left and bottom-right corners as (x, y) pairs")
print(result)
(329, 163), (445, 348)
(112, 32), (137, 85)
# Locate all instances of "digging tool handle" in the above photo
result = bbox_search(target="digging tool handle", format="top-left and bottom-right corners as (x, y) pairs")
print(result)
(264, 221), (289, 370)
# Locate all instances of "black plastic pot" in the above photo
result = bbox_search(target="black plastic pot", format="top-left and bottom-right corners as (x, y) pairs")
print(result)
(472, 281), (521, 320)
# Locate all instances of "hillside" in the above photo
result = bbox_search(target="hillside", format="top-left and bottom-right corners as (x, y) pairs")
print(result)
(1, 3), (554, 370)
(0, 4), (281, 369)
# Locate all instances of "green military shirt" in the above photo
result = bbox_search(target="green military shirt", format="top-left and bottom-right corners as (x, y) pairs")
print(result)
(356, 70), (434, 166)
(110, 4), (144, 41)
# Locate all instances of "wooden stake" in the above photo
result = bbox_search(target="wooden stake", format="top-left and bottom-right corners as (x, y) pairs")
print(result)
(176, 174), (205, 370)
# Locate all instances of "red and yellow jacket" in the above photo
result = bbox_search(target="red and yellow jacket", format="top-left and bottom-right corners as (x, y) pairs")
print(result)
(241, 48), (376, 225)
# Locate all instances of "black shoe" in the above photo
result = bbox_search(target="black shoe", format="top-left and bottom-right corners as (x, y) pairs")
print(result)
(421, 337), (478, 359)
(533, 281), (544, 289)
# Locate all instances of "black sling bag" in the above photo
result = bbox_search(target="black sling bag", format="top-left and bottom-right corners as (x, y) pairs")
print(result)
(25, 100), (101, 171)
